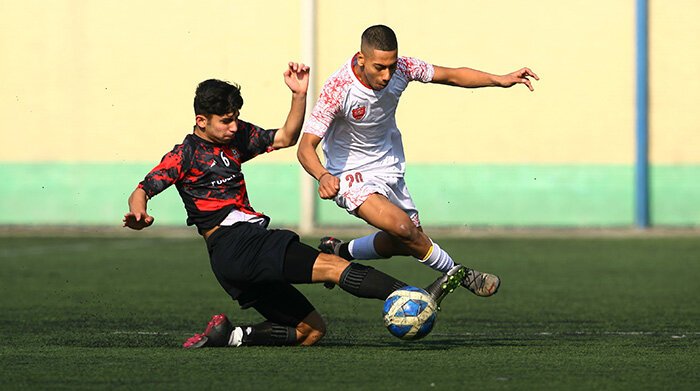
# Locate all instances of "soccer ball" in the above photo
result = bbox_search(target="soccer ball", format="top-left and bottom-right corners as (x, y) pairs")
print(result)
(382, 286), (438, 340)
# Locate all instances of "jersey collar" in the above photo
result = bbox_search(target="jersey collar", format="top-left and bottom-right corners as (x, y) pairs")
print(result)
(350, 53), (374, 91)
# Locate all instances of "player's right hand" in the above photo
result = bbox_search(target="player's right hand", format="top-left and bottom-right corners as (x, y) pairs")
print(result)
(122, 211), (154, 230)
(284, 62), (310, 95)
(318, 173), (340, 199)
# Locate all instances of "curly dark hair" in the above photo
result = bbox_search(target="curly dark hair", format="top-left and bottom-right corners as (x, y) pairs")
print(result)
(193, 79), (244, 117)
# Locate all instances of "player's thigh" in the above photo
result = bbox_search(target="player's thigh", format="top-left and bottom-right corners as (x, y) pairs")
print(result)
(356, 193), (417, 237)
(282, 240), (320, 284)
(283, 240), (349, 284)
(209, 224), (298, 285)
(391, 177), (421, 227)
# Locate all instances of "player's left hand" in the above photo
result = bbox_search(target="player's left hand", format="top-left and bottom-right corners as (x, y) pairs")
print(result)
(498, 67), (539, 91)
(284, 62), (310, 95)
(122, 211), (154, 230)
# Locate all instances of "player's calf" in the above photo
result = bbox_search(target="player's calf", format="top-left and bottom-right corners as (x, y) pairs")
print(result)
(337, 263), (406, 300)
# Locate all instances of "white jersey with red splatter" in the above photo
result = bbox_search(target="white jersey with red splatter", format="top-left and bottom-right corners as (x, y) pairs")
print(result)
(303, 54), (434, 176)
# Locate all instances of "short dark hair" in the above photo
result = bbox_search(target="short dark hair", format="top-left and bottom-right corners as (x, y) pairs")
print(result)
(193, 79), (244, 116)
(361, 25), (398, 52)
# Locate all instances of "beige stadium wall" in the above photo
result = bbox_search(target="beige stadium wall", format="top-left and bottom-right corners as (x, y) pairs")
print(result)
(650, 0), (700, 164)
(1, 0), (699, 228)
(0, 0), (303, 163)
(317, 1), (637, 165)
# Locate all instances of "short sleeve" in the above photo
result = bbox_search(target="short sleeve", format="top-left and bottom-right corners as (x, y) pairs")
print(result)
(138, 144), (187, 198)
(302, 74), (349, 138)
(236, 120), (277, 162)
(397, 56), (435, 83)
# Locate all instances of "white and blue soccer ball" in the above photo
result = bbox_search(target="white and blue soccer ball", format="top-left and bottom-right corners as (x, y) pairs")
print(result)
(382, 286), (438, 340)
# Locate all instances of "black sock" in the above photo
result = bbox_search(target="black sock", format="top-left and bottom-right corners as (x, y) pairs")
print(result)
(338, 243), (354, 260)
(236, 321), (298, 346)
(338, 263), (406, 300)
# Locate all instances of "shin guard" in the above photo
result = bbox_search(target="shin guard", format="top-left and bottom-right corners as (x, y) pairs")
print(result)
(338, 263), (406, 300)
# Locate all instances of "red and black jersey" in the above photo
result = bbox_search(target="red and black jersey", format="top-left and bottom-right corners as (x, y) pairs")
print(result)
(138, 120), (276, 233)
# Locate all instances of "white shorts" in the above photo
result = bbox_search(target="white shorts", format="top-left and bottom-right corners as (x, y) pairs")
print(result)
(334, 170), (421, 227)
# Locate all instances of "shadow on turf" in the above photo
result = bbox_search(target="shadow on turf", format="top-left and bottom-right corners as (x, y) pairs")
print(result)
(318, 335), (545, 350)
(47, 318), (557, 349)
(51, 333), (549, 349)
(52, 334), (176, 348)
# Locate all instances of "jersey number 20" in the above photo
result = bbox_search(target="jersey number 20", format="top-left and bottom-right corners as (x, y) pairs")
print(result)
(345, 172), (364, 188)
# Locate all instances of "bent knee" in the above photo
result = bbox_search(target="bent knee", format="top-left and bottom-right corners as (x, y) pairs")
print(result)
(296, 311), (327, 346)
(300, 327), (326, 346)
(387, 222), (420, 243)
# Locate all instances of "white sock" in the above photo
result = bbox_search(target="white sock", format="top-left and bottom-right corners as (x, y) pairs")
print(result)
(348, 232), (380, 260)
(419, 240), (455, 273)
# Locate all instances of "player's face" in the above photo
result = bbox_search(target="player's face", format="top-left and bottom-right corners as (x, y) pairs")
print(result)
(359, 48), (398, 90)
(195, 111), (239, 144)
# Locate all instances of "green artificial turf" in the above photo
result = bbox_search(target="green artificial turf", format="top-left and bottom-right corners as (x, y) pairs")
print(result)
(0, 235), (698, 390)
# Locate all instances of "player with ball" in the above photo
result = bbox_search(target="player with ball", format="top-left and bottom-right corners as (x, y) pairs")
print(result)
(299, 25), (538, 299)
(123, 64), (462, 348)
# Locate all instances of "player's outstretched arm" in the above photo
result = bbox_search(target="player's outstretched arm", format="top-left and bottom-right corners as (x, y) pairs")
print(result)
(123, 187), (154, 230)
(272, 62), (310, 149)
(432, 66), (539, 91)
(297, 133), (340, 199)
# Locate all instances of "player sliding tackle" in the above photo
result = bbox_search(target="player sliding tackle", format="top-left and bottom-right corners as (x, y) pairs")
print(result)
(298, 25), (539, 297)
(123, 64), (462, 348)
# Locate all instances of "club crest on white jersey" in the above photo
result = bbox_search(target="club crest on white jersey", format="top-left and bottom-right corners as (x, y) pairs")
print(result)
(351, 105), (367, 121)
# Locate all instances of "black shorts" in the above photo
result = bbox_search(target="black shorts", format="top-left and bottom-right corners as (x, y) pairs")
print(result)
(206, 222), (315, 326)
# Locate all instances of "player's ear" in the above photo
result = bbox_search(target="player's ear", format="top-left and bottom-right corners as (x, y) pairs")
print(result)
(356, 51), (365, 67)
(195, 115), (208, 129)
